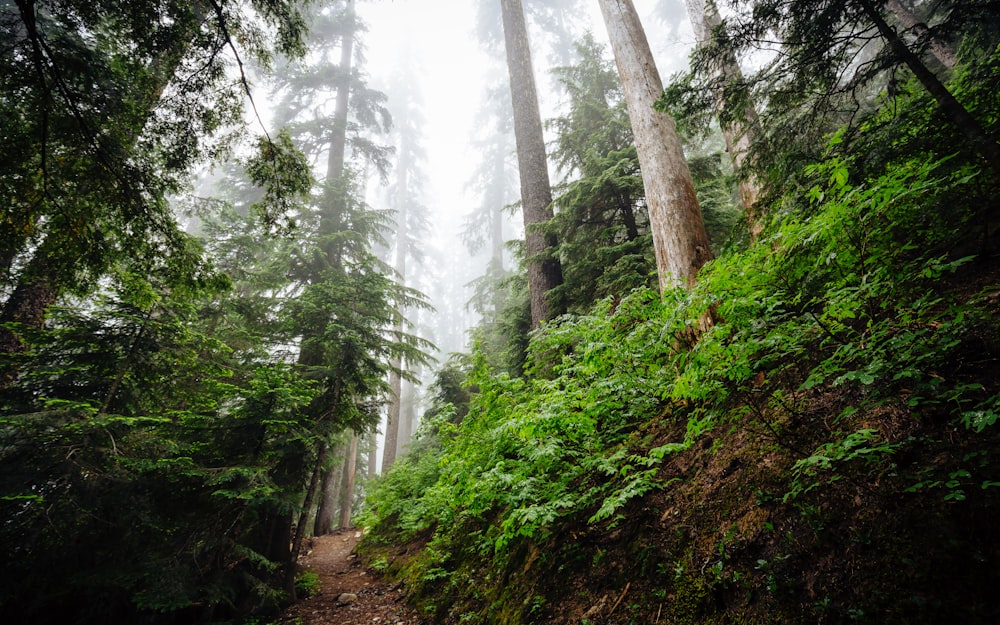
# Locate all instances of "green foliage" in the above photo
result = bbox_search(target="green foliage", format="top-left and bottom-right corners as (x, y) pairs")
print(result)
(548, 35), (655, 312)
(294, 571), (321, 598)
(0, 4), (432, 623)
(362, 96), (1000, 619)
(0, 267), (324, 621)
(245, 129), (314, 231)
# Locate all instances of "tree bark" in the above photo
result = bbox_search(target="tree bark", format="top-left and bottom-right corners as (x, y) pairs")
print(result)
(397, 358), (421, 456)
(0, 251), (58, 388)
(312, 442), (345, 536)
(338, 432), (359, 528)
(318, 0), (355, 259)
(500, 0), (564, 328)
(382, 124), (410, 473)
(597, 0), (713, 290)
(286, 441), (327, 598)
(684, 0), (765, 236)
(366, 430), (378, 480)
(382, 360), (402, 472)
(884, 0), (956, 69)
(489, 131), (508, 321)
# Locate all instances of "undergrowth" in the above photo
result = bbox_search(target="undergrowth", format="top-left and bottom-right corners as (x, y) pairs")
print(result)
(359, 147), (1000, 624)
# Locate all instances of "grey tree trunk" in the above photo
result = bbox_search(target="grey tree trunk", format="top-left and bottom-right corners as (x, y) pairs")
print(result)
(884, 0), (956, 69)
(302, 1), (356, 539)
(312, 442), (345, 536)
(286, 441), (327, 598)
(489, 132), (509, 321)
(500, 0), (564, 328)
(319, 0), (355, 249)
(382, 357), (402, 472)
(684, 0), (764, 235)
(397, 361), (421, 457)
(338, 433), (359, 528)
(366, 430), (378, 480)
(382, 125), (411, 474)
(597, 0), (713, 290)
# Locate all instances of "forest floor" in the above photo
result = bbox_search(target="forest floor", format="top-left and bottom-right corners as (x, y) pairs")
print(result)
(280, 529), (424, 625)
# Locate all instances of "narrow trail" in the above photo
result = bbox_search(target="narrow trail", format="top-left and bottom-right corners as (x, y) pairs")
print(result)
(280, 529), (423, 625)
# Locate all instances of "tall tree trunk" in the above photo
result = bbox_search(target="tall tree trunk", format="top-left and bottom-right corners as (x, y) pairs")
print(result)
(597, 0), (713, 290)
(397, 356), (422, 455)
(382, 124), (411, 473)
(684, 0), (765, 236)
(286, 441), (327, 598)
(884, 0), (956, 69)
(489, 131), (508, 321)
(500, 0), (564, 328)
(857, 0), (1000, 176)
(396, 379), (411, 458)
(382, 358), (403, 472)
(319, 0), (356, 252)
(338, 433), (359, 528)
(366, 430), (378, 480)
(312, 442), (346, 536)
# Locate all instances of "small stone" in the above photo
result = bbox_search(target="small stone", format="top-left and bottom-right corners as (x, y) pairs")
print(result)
(336, 592), (358, 605)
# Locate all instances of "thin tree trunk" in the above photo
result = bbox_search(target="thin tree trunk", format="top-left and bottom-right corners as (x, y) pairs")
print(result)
(366, 430), (378, 480)
(490, 131), (508, 321)
(382, 126), (410, 473)
(313, 442), (346, 536)
(286, 441), (327, 598)
(500, 0), (564, 328)
(597, 0), (713, 290)
(319, 0), (355, 254)
(397, 356), (421, 455)
(884, 0), (956, 69)
(685, 0), (765, 236)
(338, 433), (359, 528)
(0, 252), (58, 388)
(858, 0), (1000, 176)
(382, 361), (402, 472)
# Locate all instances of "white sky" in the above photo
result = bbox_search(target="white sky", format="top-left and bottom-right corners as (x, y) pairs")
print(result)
(357, 0), (695, 315)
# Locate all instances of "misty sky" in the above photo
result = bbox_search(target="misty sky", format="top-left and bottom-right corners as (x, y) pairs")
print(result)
(355, 0), (696, 349)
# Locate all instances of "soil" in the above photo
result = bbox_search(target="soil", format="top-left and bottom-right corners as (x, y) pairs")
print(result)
(280, 529), (424, 625)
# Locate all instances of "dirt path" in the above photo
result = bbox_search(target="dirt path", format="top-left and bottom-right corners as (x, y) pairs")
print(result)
(280, 529), (423, 625)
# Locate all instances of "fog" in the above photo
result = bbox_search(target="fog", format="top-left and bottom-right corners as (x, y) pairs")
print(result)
(357, 0), (695, 356)
(190, 0), (702, 467)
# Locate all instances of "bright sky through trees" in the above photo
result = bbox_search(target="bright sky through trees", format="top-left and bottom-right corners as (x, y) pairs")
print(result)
(358, 0), (692, 312)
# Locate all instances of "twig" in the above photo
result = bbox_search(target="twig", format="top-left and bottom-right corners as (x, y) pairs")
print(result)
(208, 0), (273, 144)
(608, 581), (630, 616)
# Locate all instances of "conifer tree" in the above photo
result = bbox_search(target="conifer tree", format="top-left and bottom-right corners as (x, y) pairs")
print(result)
(500, 0), (565, 326)
(597, 0), (713, 290)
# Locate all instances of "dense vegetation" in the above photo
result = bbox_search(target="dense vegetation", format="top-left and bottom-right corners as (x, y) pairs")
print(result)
(358, 2), (1000, 624)
(2, 1), (999, 624)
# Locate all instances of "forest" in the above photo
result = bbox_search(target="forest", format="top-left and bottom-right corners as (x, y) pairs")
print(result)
(1, 0), (998, 624)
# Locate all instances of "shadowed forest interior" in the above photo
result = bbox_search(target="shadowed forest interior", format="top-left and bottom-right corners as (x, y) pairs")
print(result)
(2, 1), (1000, 624)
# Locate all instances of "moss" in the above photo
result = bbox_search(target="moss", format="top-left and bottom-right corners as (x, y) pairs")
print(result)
(666, 573), (712, 625)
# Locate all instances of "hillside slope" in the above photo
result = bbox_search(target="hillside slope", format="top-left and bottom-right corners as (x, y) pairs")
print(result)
(359, 127), (1000, 625)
